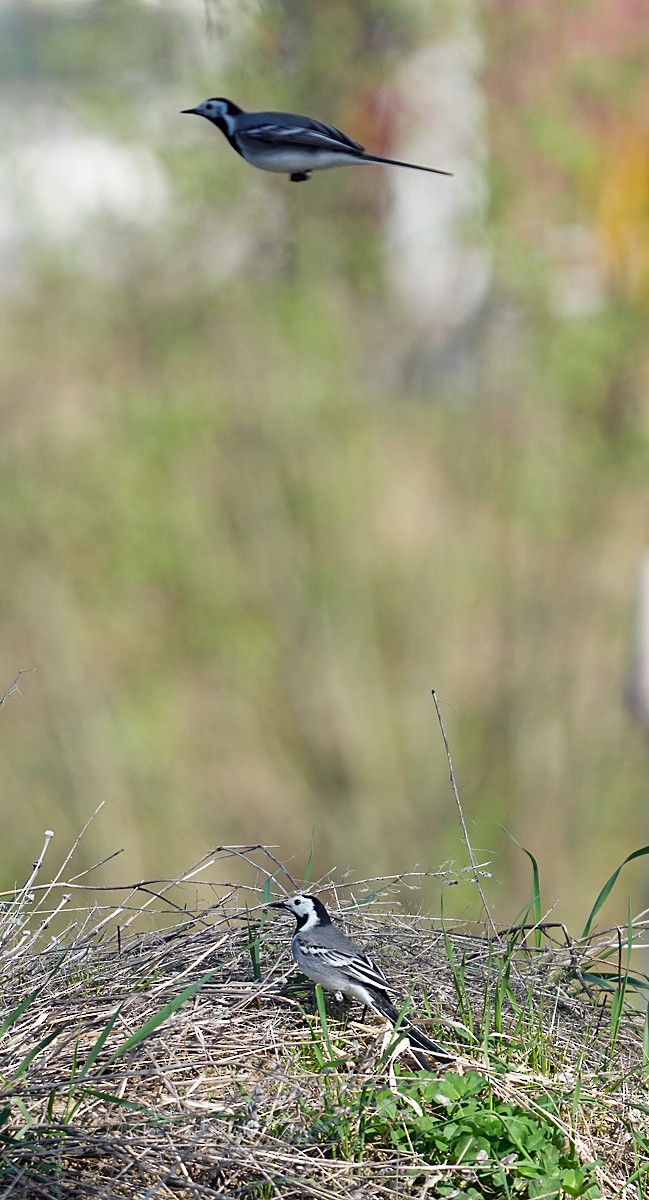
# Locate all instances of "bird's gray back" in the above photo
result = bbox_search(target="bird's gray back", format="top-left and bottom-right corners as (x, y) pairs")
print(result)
(298, 922), (358, 953)
(296, 922), (391, 991)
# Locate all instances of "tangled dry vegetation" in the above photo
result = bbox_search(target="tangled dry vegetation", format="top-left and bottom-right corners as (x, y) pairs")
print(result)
(0, 841), (648, 1199)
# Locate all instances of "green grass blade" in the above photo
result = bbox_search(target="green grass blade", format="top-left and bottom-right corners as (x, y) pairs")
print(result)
(76, 1005), (124, 1080)
(104, 968), (219, 1066)
(304, 830), (315, 883)
(77, 1088), (168, 1116)
(501, 828), (542, 946)
(245, 903), (261, 982)
(0, 979), (52, 1039)
(246, 872), (279, 979)
(440, 902), (473, 1034)
(0, 959), (65, 1040)
(581, 845), (649, 938)
(314, 984), (335, 1064)
(261, 874), (274, 907)
(11, 1022), (73, 1081)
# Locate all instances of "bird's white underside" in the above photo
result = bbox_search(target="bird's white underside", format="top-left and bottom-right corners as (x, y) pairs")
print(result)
(243, 148), (369, 173)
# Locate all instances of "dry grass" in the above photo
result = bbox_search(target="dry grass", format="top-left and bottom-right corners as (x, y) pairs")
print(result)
(0, 844), (648, 1198)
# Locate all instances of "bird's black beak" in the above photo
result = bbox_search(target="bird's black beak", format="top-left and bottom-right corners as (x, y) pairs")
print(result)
(269, 901), (288, 910)
(181, 108), (200, 115)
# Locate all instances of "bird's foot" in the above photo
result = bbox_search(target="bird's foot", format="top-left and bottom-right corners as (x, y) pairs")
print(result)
(290, 171), (310, 182)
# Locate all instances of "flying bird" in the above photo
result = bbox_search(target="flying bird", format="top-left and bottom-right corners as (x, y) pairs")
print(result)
(182, 98), (452, 183)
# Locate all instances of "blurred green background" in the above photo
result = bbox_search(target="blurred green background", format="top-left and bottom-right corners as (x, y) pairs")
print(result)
(2, 0), (649, 930)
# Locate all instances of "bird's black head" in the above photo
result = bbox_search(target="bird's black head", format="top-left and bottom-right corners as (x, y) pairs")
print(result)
(180, 97), (242, 131)
(270, 893), (332, 932)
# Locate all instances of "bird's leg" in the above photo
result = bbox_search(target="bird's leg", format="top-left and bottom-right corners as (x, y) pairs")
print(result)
(290, 172), (311, 182)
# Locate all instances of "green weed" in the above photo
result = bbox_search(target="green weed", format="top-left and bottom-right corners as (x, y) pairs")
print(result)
(380, 1072), (600, 1197)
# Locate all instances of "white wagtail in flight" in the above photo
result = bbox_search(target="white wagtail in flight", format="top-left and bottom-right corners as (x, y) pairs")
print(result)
(181, 98), (452, 183)
(270, 893), (452, 1064)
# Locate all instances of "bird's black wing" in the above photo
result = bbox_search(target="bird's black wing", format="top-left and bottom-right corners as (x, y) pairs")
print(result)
(240, 113), (365, 153)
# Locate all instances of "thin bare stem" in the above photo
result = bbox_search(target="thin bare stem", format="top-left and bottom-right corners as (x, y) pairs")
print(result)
(31, 804), (107, 917)
(431, 690), (498, 937)
(0, 828), (56, 953)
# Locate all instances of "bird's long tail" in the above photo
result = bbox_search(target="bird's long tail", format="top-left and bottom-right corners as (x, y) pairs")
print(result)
(373, 995), (453, 1064)
(360, 153), (452, 177)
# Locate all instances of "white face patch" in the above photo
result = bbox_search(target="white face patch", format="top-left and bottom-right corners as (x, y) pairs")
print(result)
(200, 100), (227, 119)
(288, 895), (319, 929)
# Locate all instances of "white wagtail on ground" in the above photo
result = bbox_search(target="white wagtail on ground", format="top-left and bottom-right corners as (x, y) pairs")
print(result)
(181, 98), (452, 183)
(270, 893), (452, 1064)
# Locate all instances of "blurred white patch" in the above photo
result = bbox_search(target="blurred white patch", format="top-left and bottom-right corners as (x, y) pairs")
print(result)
(7, 133), (171, 239)
(386, 7), (491, 342)
(0, 124), (171, 287)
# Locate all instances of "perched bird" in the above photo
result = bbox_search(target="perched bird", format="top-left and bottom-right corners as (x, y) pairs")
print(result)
(270, 893), (452, 1064)
(181, 98), (452, 183)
